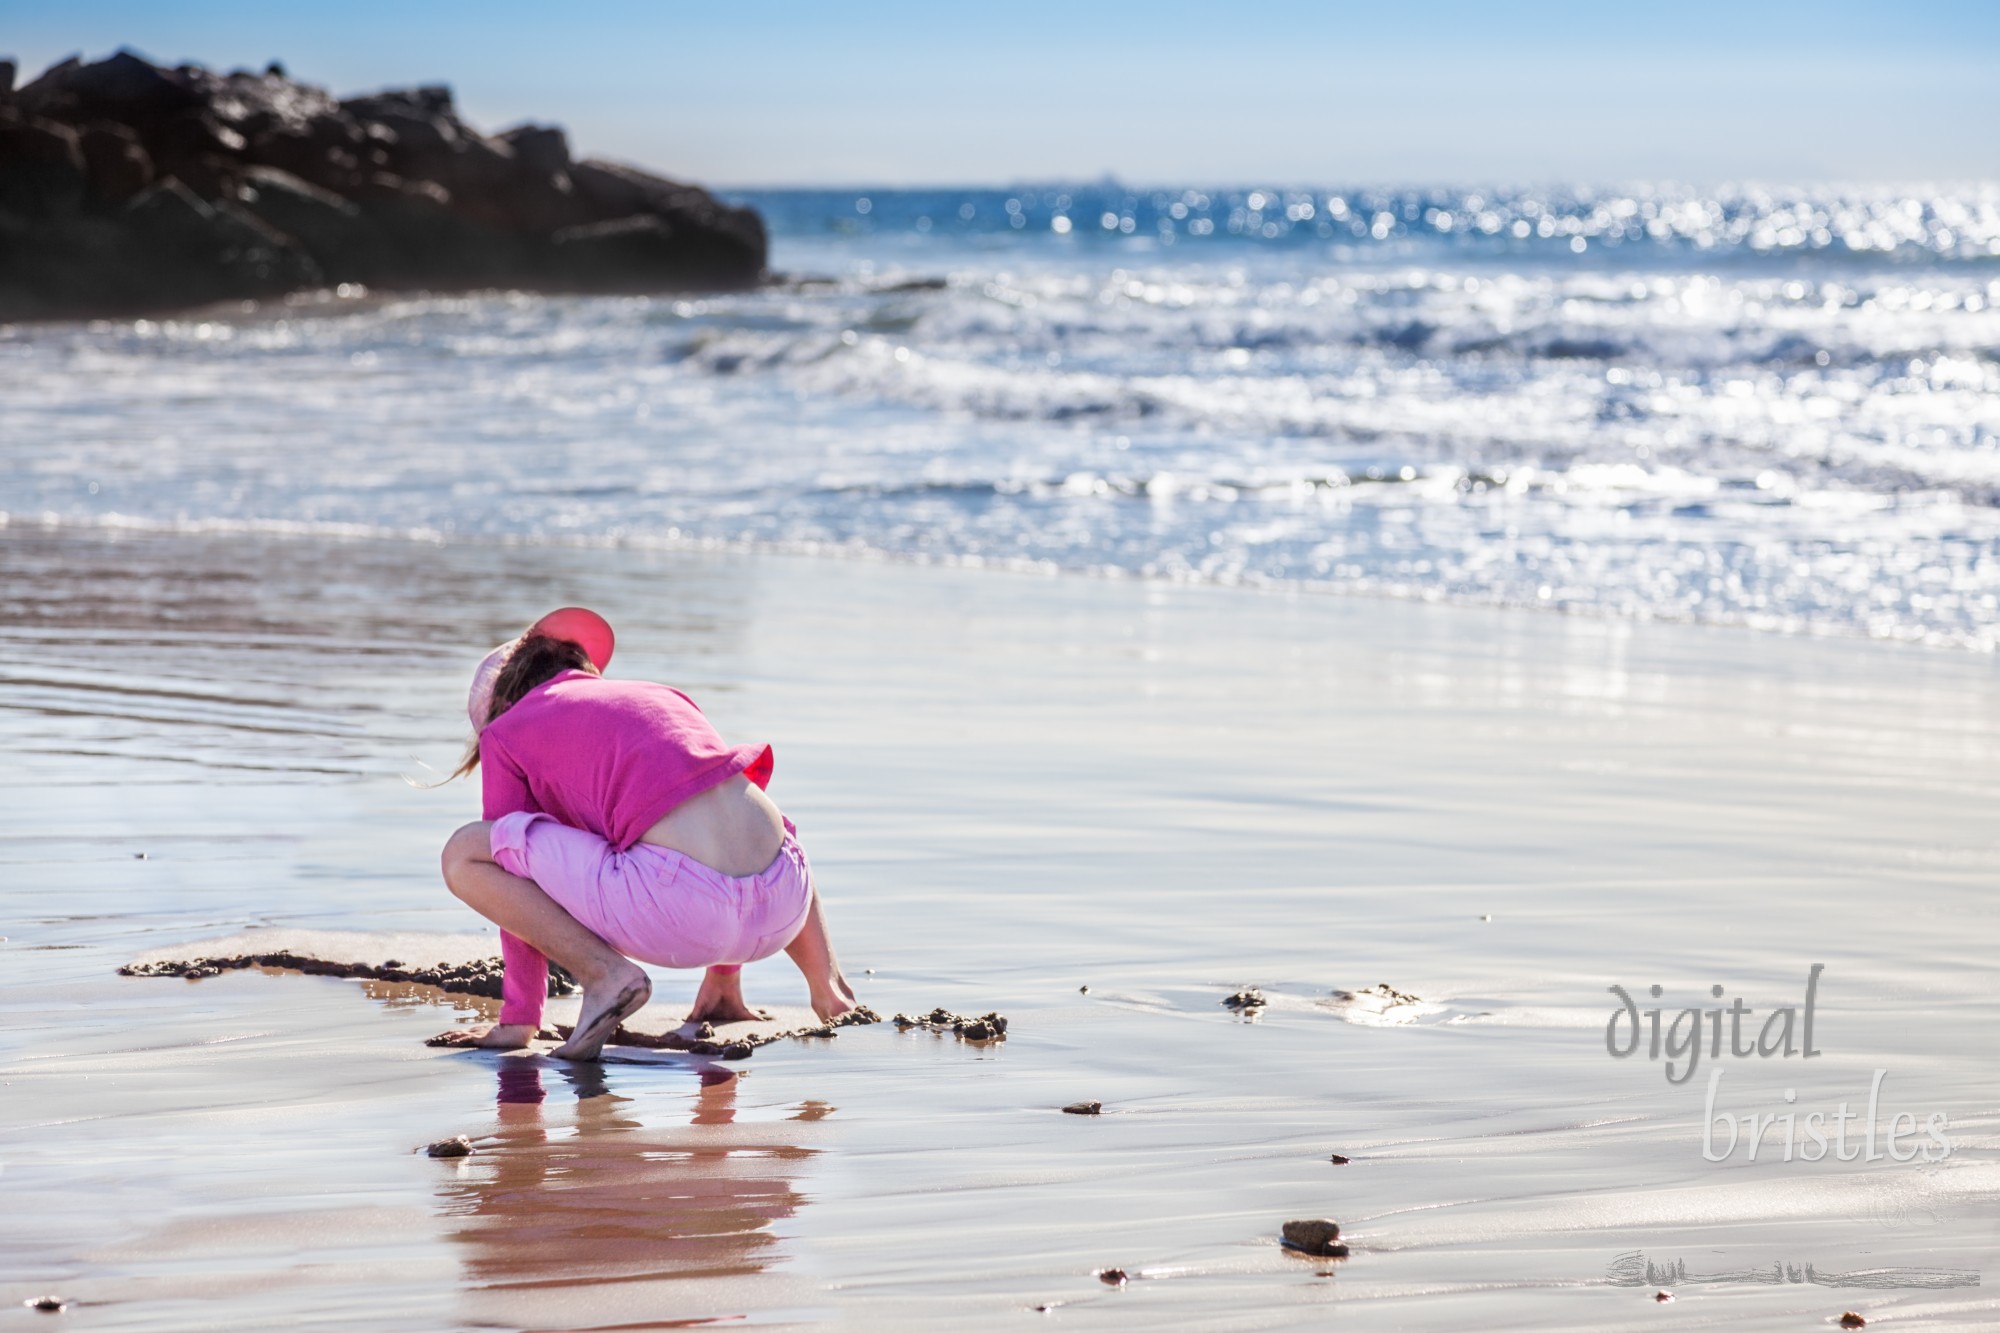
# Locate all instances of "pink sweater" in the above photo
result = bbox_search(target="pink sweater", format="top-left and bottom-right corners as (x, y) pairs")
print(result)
(480, 669), (773, 1024)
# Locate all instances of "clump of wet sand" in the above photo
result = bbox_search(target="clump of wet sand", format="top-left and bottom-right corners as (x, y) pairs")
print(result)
(120, 951), (579, 1001)
(892, 1007), (1009, 1041)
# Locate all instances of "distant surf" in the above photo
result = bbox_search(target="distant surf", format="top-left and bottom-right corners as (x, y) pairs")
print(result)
(5, 182), (1996, 648)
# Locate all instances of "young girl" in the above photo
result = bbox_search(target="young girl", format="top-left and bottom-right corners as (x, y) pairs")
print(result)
(433, 607), (859, 1060)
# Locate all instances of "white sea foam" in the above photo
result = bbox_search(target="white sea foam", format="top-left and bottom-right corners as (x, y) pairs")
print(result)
(5, 184), (1997, 648)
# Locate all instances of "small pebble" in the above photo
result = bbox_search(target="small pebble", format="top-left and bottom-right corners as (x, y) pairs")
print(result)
(1839, 1316), (1866, 1330)
(1281, 1218), (1344, 1256)
(425, 1135), (474, 1158)
(1654, 1290), (1674, 1303)
(1096, 1268), (1128, 1287)
(1062, 1101), (1103, 1116)
(27, 1296), (66, 1312)
(1329, 1153), (1351, 1165)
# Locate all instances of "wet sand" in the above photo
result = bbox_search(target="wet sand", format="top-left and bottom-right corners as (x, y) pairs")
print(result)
(2, 524), (1997, 1330)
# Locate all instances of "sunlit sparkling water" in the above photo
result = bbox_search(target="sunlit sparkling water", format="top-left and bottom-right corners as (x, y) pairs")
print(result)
(4, 183), (1998, 647)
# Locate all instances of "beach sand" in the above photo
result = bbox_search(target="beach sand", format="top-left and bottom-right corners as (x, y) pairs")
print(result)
(2, 524), (1996, 1330)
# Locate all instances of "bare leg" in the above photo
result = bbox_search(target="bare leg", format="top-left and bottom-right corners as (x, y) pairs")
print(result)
(785, 889), (858, 1023)
(437, 821), (651, 1060)
(685, 965), (772, 1027)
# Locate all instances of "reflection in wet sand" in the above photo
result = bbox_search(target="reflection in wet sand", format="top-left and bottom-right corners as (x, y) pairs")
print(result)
(437, 1060), (822, 1329)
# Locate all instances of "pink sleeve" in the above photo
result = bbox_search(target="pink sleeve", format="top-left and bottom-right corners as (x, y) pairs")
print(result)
(498, 929), (548, 1028)
(481, 741), (533, 821)
(480, 742), (546, 1027)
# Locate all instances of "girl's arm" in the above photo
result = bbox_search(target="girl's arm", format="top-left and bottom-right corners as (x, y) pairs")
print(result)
(482, 746), (550, 1030)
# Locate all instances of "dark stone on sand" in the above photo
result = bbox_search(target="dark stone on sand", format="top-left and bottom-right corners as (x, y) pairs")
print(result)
(1839, 1315), (1866, 1329)
(1281, 1219), (1344, 1256)
(26, 1295), (66, 1312)
(425, 1135), (473, 1158)
(1096, 1268), (1128, 1287)
(1223, 987), (1267, 1010)
(1329, 1153), (1351, 1165)
(0, 48), (766, 320)
(1062, 1101), (1102, 1116)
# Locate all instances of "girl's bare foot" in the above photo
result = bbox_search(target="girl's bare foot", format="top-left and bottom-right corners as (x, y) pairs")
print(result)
(685, 999), (773, 1025)
(686, 965), (772, 1026)
(428, 1022), (535, 1050)
(552, 960), (652, 1061)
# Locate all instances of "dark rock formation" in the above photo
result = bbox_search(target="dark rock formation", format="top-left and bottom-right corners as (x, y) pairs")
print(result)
(0, 49), (765, 320)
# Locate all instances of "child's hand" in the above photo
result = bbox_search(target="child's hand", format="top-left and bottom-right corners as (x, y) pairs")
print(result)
(426, 1022), (535, 1050)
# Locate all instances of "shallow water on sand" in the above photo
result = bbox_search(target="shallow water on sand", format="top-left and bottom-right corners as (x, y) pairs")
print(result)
(1, 528), (1997, 1330)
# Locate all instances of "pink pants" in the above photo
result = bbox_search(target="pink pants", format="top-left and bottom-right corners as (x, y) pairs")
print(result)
(489, 811), (815, 1027)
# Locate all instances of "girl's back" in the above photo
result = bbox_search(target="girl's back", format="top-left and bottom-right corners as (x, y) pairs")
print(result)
(480, 669), (782, 874)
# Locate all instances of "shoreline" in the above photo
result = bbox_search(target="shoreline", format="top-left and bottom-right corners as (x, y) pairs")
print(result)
(7, 509), (1993, 659)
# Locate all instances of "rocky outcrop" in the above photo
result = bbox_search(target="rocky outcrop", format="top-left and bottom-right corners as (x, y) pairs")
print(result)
(0, 50), (766, 320)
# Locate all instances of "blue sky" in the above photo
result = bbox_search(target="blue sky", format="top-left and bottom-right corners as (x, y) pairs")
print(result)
(5, 2), (1996, 185)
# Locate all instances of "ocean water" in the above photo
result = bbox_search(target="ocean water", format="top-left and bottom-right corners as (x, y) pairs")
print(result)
(4, 183), (1998, 647)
